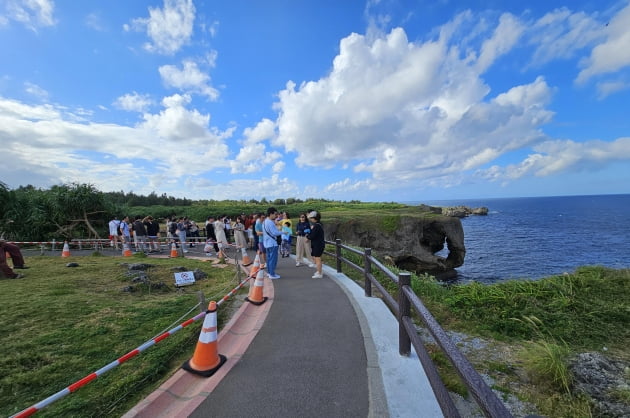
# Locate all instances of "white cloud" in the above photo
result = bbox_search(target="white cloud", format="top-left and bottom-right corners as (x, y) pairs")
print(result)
(481, 137), (630, 180)
(527, 7), (603, 67)
(85, 12), (105, 31)
(114, 92), (153, 112)
(159, 59), (219, 100)
(3, 0), (56, 30)
(228, 118), (278, 174)
(576, 3), (630, 83)
(127, 0), (195, 55)
(273, 23), (558, 190)
(24, 82), (49, 100)
(0, 94), (234, 195)
(475, 13), (524, 72)
(596, 79), (630, 99)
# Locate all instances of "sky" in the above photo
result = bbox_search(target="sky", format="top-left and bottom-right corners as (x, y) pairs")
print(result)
(1, 0), (629, 202)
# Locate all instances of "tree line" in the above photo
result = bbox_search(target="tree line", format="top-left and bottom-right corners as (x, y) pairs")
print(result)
(0, 182), (368, 242)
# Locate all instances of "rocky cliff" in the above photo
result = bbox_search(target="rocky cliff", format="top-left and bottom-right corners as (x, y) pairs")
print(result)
(324, 210), (465, 279)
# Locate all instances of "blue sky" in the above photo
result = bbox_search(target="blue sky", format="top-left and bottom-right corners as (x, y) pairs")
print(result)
(1, 0), (629, 202)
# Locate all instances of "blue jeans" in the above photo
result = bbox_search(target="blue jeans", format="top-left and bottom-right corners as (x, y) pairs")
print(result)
(265, 245), (279, 276)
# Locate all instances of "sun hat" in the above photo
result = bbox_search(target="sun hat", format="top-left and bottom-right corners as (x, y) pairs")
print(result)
(307, 210), (319, 219)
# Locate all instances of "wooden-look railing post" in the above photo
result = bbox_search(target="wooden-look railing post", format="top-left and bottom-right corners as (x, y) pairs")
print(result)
(364, 248), (372, 297)
(335, 239), (342, 273)
(398, 272), (411, 356)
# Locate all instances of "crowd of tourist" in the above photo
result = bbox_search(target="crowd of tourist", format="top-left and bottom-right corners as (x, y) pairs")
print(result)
(108, 208), (325, 279)
(2, 207), (326, 281)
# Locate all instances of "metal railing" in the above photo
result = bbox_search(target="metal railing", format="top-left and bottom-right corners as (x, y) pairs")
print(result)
(326, 238), (512, 418)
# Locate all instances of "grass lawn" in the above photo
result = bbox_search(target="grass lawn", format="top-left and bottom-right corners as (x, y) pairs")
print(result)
(1, 253), (246, 417)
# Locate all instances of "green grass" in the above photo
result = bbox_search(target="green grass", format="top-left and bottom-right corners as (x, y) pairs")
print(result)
(328, 247), (630, 416)
(1, 254), (245, 417)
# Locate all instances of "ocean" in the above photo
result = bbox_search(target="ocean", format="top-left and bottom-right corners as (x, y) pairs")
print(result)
(417, 194), (630, 284)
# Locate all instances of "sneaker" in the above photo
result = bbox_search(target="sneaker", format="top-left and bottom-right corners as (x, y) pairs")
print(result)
(295, 262), (301, 266)
(312, 273), (323, 279)
(14, 266), (29, 269)
(11, 273), (24, 279)
(268, 274), (281, 279)
(308, 263), (316, 268)
(183, 250), (189, 253)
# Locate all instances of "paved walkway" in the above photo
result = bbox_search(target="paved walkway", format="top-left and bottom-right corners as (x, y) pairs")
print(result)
(124, 250), (443, 417)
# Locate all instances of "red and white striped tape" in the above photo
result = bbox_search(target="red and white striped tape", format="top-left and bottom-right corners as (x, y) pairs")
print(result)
(11, 275), (251, 417)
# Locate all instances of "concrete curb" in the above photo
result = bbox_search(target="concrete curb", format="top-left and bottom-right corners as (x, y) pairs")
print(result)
(322, 263), (443, 418)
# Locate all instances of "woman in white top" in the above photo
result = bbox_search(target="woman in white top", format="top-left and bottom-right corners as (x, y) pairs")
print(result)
(214, 217), (229, 251)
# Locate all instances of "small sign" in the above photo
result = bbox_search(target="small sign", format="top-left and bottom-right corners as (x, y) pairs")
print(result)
(174, 271), (196, 287)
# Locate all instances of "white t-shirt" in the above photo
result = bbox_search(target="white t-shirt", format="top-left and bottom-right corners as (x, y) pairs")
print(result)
(109, 219), (121, 236)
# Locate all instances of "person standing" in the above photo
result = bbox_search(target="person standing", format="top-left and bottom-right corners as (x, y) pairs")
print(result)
(132, 216), (148, 253)
(0, 244), (23, 279)
(306, 210), (325, 278)
(295, 212), (315, 267)
(263, 207), (282, 279)
(108, 216), (121, 250)
(280, 221), (292, 257)
(144, 216), (161, 252)
(119, 216), (131, 247)
(176, 217), (188, 253)
(254, 213), (267, 267)
(214, 216), (229, 254)
(233, 215), (248, 250)
(205, 216), (220, 255)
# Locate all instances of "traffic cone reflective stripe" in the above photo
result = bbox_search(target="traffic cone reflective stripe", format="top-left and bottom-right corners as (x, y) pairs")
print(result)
(169, 242), (178, 258)
(241, 248), (252, 266)
(182, 301), (226, 377)
(122, 242), (132, 257)
(61, 241), (71, 257)
(248, 252), (261, 278)
(245, 269), (268, 305)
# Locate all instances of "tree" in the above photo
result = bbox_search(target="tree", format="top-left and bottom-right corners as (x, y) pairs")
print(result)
(49, 183), (107, 239)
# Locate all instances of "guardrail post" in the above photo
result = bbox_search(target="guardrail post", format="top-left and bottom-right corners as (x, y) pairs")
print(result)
(364, 248), (372, 297)
(335, 239), (342, 273)
(78, 240), (83, 251)
(398, 272), (411, 356)
(52, 239), (56, 252)
(198, 291), (206, 313)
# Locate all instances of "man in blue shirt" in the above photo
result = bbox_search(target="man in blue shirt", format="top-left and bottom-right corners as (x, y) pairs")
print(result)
(263, 207), (282, 279)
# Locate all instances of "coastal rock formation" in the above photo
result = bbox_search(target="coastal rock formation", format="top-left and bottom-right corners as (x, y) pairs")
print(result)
(441, 206), (489, 218)
(325, 214), (465, 279)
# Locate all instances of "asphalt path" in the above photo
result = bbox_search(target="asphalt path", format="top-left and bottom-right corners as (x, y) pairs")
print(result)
(189, 254), (369, 418)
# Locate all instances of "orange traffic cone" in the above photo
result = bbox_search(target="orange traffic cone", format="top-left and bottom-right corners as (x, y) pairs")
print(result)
(241, 248), (252, 266)
(248, 252), (261, 278)
(122, 242), (132, 257)
(61, 241), (71, 257)
(182, 301), (227, 377)
(245, 269), (268, 305)
(169, 242), (178, 258)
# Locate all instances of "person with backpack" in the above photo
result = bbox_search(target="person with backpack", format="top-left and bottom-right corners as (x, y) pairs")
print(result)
(167, 217), (179, 248)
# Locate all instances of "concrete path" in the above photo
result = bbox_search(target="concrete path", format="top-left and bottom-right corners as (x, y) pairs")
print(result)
(125, 250), (443, 417)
